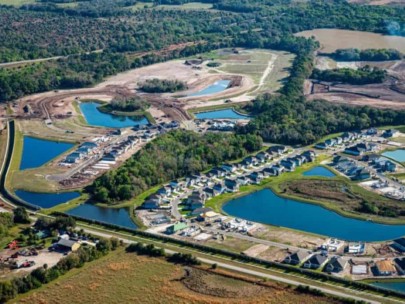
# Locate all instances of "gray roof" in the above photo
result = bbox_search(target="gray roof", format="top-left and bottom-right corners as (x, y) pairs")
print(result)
(308, 254), (328, 266)
(290, 251), (309, 262)
(327, 257), (347, 270)
(58, 238), (78, 248)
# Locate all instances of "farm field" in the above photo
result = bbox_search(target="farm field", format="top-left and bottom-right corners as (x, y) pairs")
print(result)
(13, 250), (343, 304)
(296, 29), (405, 53)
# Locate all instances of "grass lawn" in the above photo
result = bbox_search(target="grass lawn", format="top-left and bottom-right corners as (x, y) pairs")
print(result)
(13, 249), (342, 304)
(155, 2), (213, 10)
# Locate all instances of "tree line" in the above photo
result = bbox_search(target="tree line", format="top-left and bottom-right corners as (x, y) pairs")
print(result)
(325, 48), (403, 62)
(311, 66), (387, 85)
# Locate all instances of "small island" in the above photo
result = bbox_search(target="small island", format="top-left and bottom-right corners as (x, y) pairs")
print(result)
(138, 78), (188, 93)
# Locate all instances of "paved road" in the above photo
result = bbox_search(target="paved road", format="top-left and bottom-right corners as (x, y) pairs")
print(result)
(78, 225), (394, 304)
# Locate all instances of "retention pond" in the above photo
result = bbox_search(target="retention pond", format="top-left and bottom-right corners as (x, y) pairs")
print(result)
(66, 203), (137, 229)
(223, 189), (405, 242)
(382, 149), (405, 163)
(303, 166), (336, 178)
(79, 102), (149, 128)
(20, 137), (74, 170)
(195, 108), (250, 120)
(189, 80), (231, 97)
(15, 190), (80, 209)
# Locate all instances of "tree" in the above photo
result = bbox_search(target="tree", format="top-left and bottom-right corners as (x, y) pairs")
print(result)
(13, 207), (30, 224)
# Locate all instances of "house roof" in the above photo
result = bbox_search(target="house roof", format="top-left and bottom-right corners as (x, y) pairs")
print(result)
(290, 251), (309, 262)
(308, 254), (328, 266)
(394, 237), (405, 247)
(327, 257), (347, 269)
(376, 260), (396, 273)
(58, 239), (78, 248)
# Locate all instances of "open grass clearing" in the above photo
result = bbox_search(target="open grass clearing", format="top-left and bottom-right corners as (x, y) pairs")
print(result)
(13, 249), (342, 304)
(0, 0), (35, 6)
(155, 2), (214, 10)
(296, 29), (405, 53)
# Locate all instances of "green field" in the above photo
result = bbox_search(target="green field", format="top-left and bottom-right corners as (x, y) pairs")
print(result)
(0, 0), (36, 6)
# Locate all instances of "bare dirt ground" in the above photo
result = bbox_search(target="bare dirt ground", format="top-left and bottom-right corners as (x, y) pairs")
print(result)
(308, 59), (405, 109)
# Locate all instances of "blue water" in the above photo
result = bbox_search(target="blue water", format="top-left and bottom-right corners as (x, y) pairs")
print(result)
(66, 203), (137, 229)
(189, 80), (231, 97)
(372, 282), (405, 294)
(79, 102), (149, 128)
(20, 137), (74, 170)
(15, 190), (80, 209)
(382, 149), (405, 162)
(195, 109), (250, 120)
(223, 189), (405, 242)
(303, 166), (336, 178)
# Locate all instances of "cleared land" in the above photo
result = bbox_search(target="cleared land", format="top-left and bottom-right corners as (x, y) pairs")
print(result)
(14, 250), (342, 304)
(296, 29), (405, 53)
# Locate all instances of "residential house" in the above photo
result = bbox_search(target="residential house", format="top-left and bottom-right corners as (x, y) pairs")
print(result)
(351, 168), (371, 181)
(283, 251), (310, 265)
(65, 152), (83, 164)
(375, 260), (397, 276)
(362, 153), (380, 163)
(269, 165), (285, 176)
(324, 257), (347, 273)
(203, 187), (219, 198)
(142, 194), (162, 209)
(248, 172), (263, 184)
(80, 142), (98, 149)
(102, 153), (117, 162)
(383, 129), (399, 138)
(185, 190), (207, 211)
(392, 237), (405, 253)
(365, 128), (378, 136)
(302, 150), (316, 162)
(280, 159), (296, 171)
(344, 145), (365, 156)
(191, 207), (213, 217)
(255, 152), (270, 163)
(394, 257), (405, 275)
(303, 254), (328, 269)
(208, 168), (226, 178)
(315, 142), (328, 150)
(213, 183), (226, 194)
(325, 138), (337, 147)
(267, 145), (287, 155)
(225, 178), (240, 192)
(335, 137), (343, 145)
(236, 176), (250, 185)
(241, 156), (258, 167)
(166, 222), (188, 234)
(157, 186), (172, 197)
(222, 163), (237, 173)
(374, 158), (397, 172)
(169, 180), (185, 192)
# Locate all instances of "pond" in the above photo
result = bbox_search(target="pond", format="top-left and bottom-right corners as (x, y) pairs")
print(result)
(382, 149), (405, 163)
(15, 190), (80, 209)
(195, 108), (250, 120)
(372, 281), (405, 295)
(79, 102), (149, 128)
(222, 189), (405, 242)
(20, 137), (74, 170)
(66, 203), (137, 229)
(303, 166), (336, 178)
(189, 80), (231, 97)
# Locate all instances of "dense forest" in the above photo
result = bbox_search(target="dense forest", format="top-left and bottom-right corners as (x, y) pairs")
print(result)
(1, 0), (405, 102)
(311, 66), (387, 85)
(238, 95), (405, 145)
(89, 130), (262, 203)
(138, 78), (188, 93)
(326, 48), (403, 61)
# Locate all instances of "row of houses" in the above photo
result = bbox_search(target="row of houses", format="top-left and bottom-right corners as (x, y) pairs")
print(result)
(315, 131), (368, 150)
(141, 148), (316, 212)
(283, 251), (347, 272)
(102, 136), (139, 162)
(332, 155), (371, 181)
(344, 142), (378, 157)
(64, 141), (98, 164)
